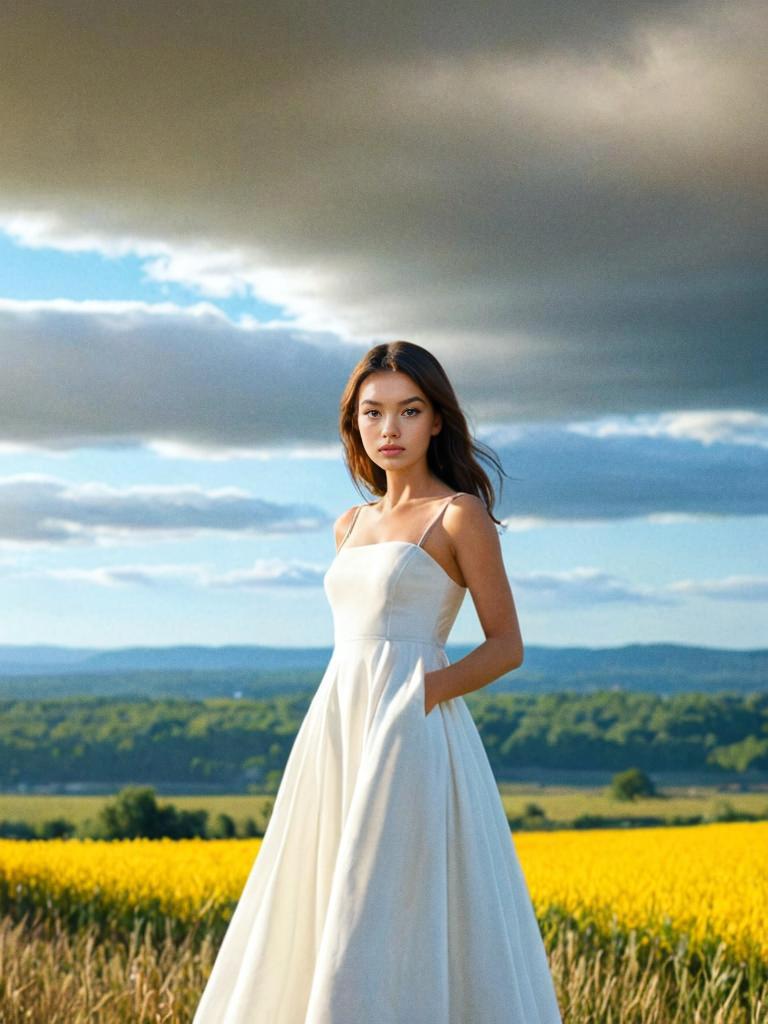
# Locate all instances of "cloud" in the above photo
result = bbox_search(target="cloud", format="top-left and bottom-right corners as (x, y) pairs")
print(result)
(22, 560), (327, 589)
(1, 404), (766, 553)
(0, 300), (358, 451)
(565, 410), (768, 448)
(0, 475), (330, 547)
(12, 556), (767, 607)
(666, 575), (768, 600)
(488, 415), (768, 520)
(510, 567), (674, 605)
(4, 300), (767, 506)
(0, 0), (765, 419)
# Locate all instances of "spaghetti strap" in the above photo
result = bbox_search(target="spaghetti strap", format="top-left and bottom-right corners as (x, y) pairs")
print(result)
(416, 492), (466, 549)
(337, 503), (366, 552)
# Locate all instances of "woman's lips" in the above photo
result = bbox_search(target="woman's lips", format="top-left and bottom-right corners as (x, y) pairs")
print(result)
(379, 446), (404, 454)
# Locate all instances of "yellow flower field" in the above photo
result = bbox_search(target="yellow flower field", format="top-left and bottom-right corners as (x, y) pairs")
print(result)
(517, 822), (767, 963)
(0, 821), (765, 963)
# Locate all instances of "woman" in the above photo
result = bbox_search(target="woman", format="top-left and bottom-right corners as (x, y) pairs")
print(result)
(193, 340), (562, 1023)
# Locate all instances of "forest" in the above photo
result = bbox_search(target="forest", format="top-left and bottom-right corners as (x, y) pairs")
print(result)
(2, 690), (767, 789)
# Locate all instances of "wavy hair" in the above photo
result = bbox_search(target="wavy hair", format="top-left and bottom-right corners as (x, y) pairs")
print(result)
(338, 341), (509, 526)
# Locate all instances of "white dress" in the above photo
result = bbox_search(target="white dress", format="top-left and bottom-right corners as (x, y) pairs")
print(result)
(193, 492), (562, 1023)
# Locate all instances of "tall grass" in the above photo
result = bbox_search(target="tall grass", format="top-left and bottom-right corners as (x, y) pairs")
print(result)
(1, 908), (765, 1023)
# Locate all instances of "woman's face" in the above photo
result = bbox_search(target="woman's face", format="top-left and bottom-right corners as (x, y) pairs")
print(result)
(356, 370), (441, 472)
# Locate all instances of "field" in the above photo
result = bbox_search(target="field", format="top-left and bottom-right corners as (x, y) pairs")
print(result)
(498, 783), (768, 824)
(0, 821), (766, 1022)
(2, 783), (767, 831)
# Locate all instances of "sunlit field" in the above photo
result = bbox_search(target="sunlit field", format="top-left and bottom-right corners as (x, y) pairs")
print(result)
(0, 822), (765, 1022)
(2, 784), (765, 829)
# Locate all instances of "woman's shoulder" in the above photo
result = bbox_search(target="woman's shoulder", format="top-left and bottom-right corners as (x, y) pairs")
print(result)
(332, 501), (370, 546)
(449, 490), (484, 506)
(333, 503), (359, 531)
(443, 491), (496, 539)
(447, 490), (487, 514)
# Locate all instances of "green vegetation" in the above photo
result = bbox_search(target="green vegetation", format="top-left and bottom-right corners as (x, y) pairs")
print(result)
(95, 786), (208, 840)
(1, 783), (766, 840)
(89, 785), (275, 840)
(470, 689), (768, 775)
(0, 693), (311, 790)
(0, 786), (275, 841)
(609, 767), (657, 801)
(2, 690), (767, 793)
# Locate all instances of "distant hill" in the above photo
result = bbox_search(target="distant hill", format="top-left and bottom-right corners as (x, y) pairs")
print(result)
(0, 643), (326, 674)
(0, 642), (765, 699)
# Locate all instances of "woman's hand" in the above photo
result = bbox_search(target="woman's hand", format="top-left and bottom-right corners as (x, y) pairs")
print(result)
(423, 669), (442, 716)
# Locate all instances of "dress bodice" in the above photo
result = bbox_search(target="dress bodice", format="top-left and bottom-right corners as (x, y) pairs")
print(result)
(323, 541), (466, 647)
(322, 493), (468, 648)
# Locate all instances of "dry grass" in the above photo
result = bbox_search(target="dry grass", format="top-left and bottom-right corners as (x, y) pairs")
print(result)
(544, 913), (767, 1024)
(0, 909), (765, 1023)
(0, 909), (214, 1023)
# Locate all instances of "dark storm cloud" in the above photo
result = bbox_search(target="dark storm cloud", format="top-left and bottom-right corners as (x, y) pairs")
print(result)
(0, 0), (764, 420)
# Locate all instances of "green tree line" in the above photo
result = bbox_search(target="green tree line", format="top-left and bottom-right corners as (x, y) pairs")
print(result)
(1, 690), (766, 789)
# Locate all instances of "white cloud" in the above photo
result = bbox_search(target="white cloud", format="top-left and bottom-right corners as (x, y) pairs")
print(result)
(23, 559), (327, 589)
(12, 558), (767, 608)
(666, 575), (768, 600)
(0, 475), (330, 547)
(510, 567), (674, 606)
(566, 410), (768, 448)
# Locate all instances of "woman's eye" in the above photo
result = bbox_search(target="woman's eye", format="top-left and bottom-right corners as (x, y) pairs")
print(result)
(363, 408), (420, 418)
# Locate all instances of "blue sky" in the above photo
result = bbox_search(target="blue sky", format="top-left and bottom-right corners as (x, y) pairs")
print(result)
(0, 2), (766, 650)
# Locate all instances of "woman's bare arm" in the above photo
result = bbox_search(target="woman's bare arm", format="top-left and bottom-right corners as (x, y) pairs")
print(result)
(426, 494), (523, 711)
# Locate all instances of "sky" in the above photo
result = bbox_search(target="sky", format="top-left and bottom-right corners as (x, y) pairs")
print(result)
(0, 1), (766, 651)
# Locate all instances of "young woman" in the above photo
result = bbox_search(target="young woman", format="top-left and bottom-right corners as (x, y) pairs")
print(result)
(193, 341), (562, 1023)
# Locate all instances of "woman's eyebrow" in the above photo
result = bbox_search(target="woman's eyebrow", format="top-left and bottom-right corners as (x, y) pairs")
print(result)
(360, 396), (426, 406)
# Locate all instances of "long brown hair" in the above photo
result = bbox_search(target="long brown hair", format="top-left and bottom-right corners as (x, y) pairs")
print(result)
(338, 341), (509, 526)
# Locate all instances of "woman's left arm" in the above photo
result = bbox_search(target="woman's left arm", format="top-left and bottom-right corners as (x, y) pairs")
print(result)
(425, 494), (523, 713)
